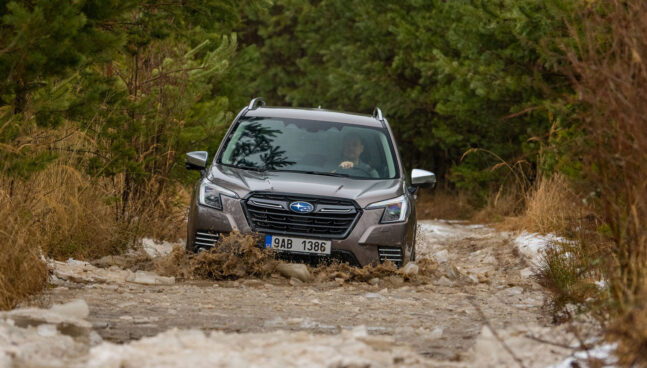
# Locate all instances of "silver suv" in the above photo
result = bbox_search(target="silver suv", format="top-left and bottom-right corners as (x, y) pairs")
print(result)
(185, 98), (436, 267)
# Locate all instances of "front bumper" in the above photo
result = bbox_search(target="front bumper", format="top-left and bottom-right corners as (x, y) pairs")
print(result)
(187, 196), (414, 266)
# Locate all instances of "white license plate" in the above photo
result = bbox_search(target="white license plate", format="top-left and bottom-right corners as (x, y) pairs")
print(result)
(264, 235), (331, 255)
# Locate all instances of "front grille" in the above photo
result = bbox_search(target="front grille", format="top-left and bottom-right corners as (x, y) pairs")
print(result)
(378, 247), (403, 267)
(242, 192), (361, 239)
(193, 231), (219, 250)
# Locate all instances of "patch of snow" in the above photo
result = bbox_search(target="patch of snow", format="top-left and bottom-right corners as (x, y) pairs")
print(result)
(469, 324), (586, 368)
(49, 257), (175, 286)
(49, 299), (90, 319)
(513, 231), (570, 268)
(126, 270), (175, 285)
(0, 300), (94, 367)
(141, 238), (177, 258)
(467, 224), (486, 229)
(520, 267), (534, 278)
(363, 292), (384, 300)
(416, 220), (493, 260)
(549, 343), (618, 368)
(49, 258), (132, 284)
(84, 327), (430, 368)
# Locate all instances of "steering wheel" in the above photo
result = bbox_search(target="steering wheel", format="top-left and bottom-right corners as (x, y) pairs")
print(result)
(336, 165), (372, 177)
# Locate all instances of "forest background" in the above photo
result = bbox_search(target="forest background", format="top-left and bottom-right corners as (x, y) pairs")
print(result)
(1, 0), (646, 362)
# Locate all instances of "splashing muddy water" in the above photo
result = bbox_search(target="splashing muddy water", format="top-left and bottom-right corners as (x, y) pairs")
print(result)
(154, 231), (439, 286)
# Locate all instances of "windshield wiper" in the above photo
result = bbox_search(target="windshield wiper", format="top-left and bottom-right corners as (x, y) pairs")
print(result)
(234, 165), (265, 172)
(270, 169), (350, 178)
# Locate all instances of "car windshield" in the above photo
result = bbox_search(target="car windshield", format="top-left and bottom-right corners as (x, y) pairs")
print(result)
(219, 117), (398, 179)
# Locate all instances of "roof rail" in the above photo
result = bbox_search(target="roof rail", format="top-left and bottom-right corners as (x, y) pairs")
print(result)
(373, 107), (384, 122)
(248, 97), (266, 110)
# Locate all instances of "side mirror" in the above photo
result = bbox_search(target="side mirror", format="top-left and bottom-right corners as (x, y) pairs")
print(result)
(186, 151), (208, 170)
(410, 169), (436, 192)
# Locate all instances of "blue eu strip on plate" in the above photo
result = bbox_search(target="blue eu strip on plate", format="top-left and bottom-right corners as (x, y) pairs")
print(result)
(264, 235), (272, 248)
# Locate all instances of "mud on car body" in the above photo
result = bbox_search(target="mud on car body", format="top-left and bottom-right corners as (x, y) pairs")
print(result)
(185, 98), (436, 267)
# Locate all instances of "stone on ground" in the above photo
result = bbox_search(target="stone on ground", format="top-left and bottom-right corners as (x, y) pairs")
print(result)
(141, 238), (176, 258)
(276, 263), (311, 282)
(403, 262), (419, 276)
(126, 270), (175, 285)
(49, 259), (131, 284)
(48, 299), (90, 320)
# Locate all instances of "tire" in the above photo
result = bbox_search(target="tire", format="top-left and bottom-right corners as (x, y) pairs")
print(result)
(186, 228), (194, 252)
(410, 231), (417, 262)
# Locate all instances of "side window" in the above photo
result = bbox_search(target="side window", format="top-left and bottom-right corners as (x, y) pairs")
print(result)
(378, 133), (396, 177)
(221, 123), (246, 163)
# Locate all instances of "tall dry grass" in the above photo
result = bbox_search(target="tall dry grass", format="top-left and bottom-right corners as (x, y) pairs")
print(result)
(0, 122), (187, 309)
(553, 0), (647, 363)
(514, 174), (586, 235)
(564, 0), (647, 311)
(522, 175), (576, 234)
(0, 178), (48, 309)
(522, 175), (607, 315)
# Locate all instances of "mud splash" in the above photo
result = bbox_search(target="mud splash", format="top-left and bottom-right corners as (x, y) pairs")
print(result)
(156, 232), (438, 285)
(310, 258), (438, 285)
(156, 232), (278, 280)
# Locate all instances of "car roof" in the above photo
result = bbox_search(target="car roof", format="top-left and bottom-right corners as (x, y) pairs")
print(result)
(244, 107), (384, 128)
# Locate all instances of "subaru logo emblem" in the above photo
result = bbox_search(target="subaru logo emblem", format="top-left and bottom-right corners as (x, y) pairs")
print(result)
(289, 201), (314, 213)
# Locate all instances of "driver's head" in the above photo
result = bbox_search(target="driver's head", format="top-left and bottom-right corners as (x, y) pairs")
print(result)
(343, 133), (364, 161)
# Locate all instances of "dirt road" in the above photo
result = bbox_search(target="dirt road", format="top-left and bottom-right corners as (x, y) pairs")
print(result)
(5, 220), (604, 367)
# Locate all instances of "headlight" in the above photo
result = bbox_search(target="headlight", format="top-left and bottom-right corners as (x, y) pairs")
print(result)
(366, 195), (409, 223)
(199, 180), (239, 210)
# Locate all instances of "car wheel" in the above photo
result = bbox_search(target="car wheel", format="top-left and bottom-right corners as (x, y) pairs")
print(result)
(410, 232), (417, 262)
(186, 228), (194, 252)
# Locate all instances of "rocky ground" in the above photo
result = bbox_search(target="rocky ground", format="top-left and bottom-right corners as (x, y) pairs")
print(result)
(1, 220), (610, 367)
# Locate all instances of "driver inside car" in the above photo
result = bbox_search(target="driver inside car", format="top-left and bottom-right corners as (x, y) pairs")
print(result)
(335, 133), (379, 178)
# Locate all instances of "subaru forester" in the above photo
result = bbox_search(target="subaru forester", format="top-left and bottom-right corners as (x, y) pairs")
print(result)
(185, 98), (435, 267)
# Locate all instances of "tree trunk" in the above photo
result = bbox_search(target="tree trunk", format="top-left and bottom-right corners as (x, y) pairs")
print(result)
(14, 80), (27, 114)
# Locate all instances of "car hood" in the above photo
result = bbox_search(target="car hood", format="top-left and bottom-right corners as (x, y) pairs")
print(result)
(208, 164), (404, 208)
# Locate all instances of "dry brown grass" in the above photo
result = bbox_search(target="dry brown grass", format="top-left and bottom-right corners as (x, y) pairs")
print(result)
(565, 0), (647, 311)
(500, 174), (588, 235)
(0, 161), (124, 309)
(37, 161), (186, 259)
(492, 174), (607, 317)
(471, 188), (523, 224)
(521, 175), (583, 235)
(417, 174), (579, 229)
(0, 182), (48, 310)
(611, 303), (647, 366)
(416, 189), (476, 220)
(0, 122), (187, 309)
(31, 162), (126, 259)
(3, 160), (185, 261)
(541, 0), (647, 361)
